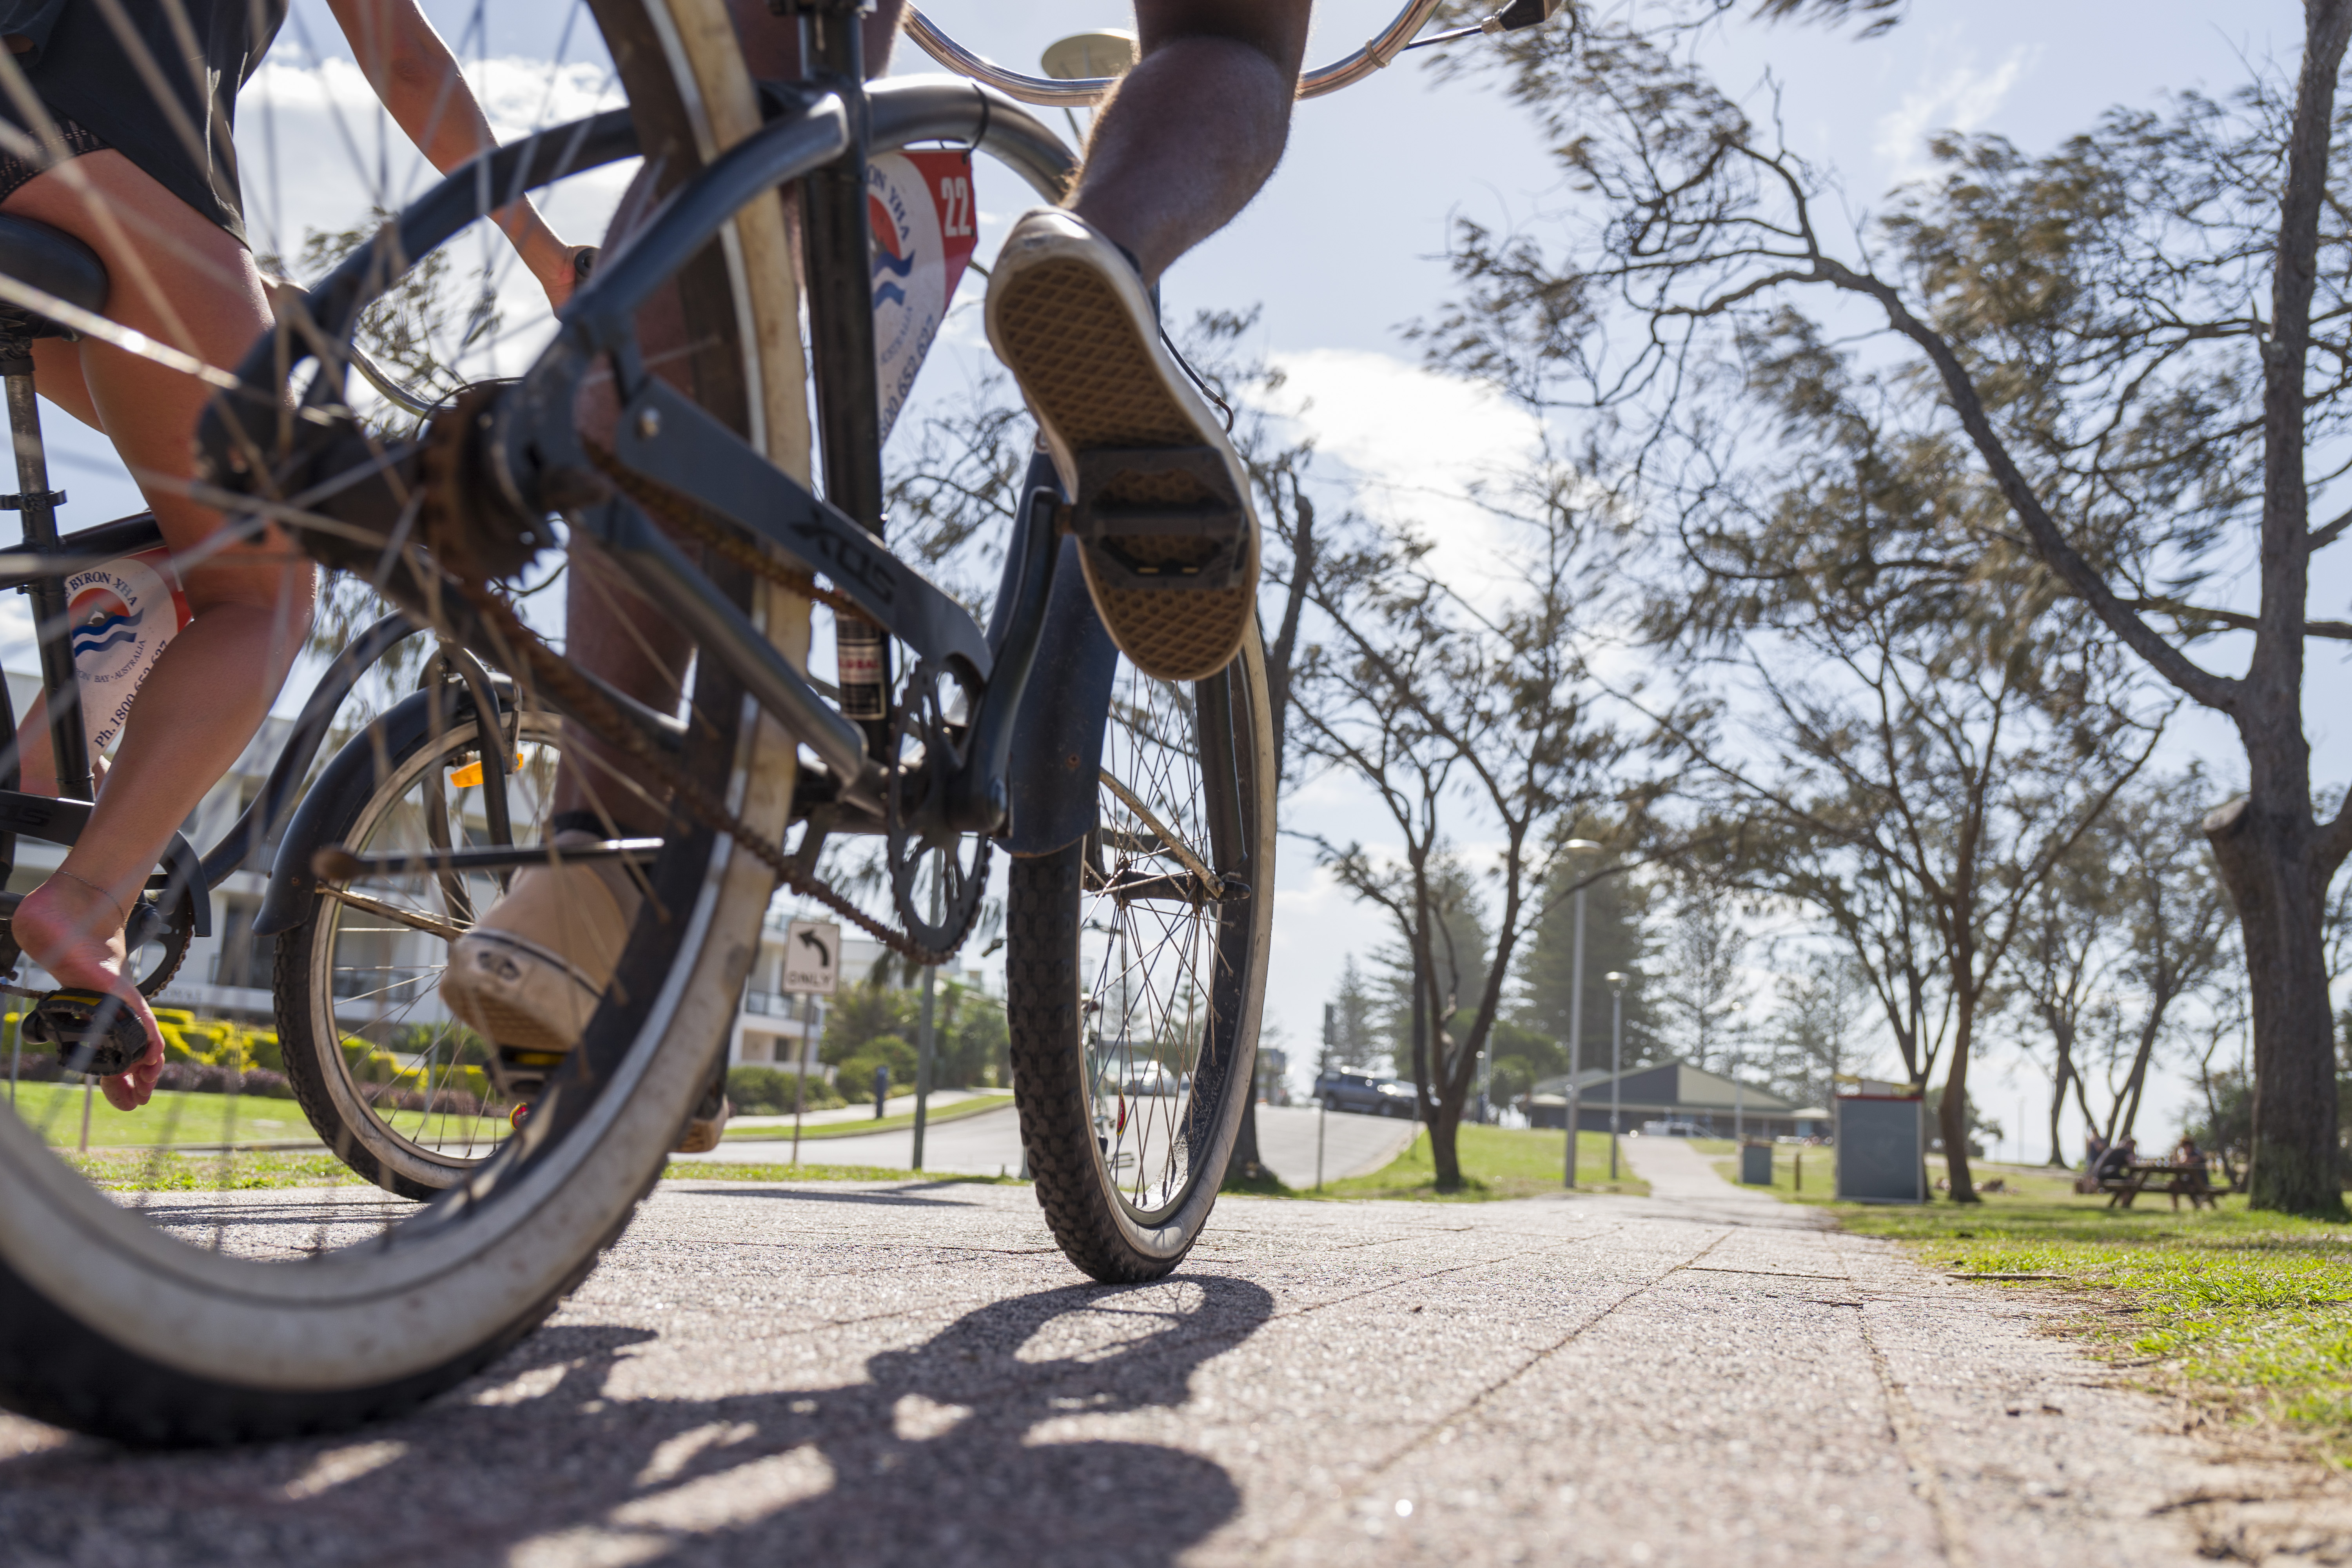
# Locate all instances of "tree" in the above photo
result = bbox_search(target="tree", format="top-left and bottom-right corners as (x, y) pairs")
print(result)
(1434, 11), (2352, 1212)
(1325, 955), (1385, 1072)
(1650, 875), (1751, 1072)
(1294, 481), (1635, 1190)
(2006, 824), (2126, 1164)
(2083, 777), (2236, 1148)
(1646, 529), (2160, 1200)
(1515, 856), (1657, 1070)
(1765, 948), (1869, 1113)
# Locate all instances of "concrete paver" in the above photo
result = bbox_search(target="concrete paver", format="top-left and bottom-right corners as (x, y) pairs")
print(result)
(3, 1132), (2346, 1565)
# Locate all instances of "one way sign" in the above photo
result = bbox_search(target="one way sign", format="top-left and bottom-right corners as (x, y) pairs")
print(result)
(782, 920), (840, 995)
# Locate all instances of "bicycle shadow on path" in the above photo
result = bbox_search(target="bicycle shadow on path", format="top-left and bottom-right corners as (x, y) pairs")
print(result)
(0, 1273), (1273, 1566)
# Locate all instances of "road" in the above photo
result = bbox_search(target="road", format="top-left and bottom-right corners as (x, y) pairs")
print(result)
(687, 1100), (1417, 1188)
(4, 1136), (2344, 1564)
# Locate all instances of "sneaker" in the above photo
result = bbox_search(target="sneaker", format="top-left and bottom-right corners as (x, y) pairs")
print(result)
(985, 208), (1261, 683)
(441, 830), (642, 1092)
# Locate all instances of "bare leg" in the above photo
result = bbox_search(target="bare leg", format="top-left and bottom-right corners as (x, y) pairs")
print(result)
(1073, 1), (1314, 283)
(1, 152), (315, 1111)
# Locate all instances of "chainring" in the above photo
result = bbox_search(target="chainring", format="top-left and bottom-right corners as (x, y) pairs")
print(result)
(885, 656), (991, 953)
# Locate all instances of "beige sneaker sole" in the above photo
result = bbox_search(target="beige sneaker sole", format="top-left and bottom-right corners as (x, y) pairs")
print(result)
(986, 209), (1260, 684)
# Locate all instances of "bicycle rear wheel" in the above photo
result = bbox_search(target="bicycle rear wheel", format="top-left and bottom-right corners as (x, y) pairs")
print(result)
(0, 0), (806, 1445)
(272, 701), (566, 1200)
(1007, 626), (1275, 1282)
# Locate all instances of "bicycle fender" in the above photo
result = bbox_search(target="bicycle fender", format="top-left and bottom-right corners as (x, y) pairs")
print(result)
(253, 688), (464, 937)
(999, 535), (1118, 857)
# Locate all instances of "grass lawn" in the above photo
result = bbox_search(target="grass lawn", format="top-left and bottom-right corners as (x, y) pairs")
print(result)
(1293, 1124), (1649, 1202)
(5, 1080), (513, 1152)
(59, 1148), (372, 1190)
(1732, 1146), (2352, 1455)
(722, 1093), (1015, 1143)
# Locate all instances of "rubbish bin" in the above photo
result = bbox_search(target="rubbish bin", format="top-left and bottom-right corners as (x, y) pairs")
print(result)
(1740, 1143), (1773, 1186)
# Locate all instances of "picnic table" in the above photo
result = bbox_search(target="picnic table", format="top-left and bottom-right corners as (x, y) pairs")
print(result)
(2086, 1159), (2219, 1210)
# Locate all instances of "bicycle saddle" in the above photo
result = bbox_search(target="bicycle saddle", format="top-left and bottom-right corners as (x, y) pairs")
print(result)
(0, 214), (106, 341)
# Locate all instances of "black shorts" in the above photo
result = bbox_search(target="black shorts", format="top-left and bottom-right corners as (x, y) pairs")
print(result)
(0, 113), (105, 207)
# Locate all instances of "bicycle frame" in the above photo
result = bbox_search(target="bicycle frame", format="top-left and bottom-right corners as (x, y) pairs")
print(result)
(205, 64), (1103, 870)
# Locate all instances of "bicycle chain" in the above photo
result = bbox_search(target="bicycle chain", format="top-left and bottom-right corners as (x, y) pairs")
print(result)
(446, 570), (959, 967)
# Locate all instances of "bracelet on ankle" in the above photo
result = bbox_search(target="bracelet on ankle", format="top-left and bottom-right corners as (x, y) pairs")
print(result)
(50, 868), (130, 933)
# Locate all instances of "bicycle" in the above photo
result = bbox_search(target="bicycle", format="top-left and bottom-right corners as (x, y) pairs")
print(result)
(0, 0), (1559, 1446)
(0, 211), (602, 1196)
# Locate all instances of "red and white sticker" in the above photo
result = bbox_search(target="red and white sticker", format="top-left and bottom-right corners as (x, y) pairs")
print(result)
(868, 148), (979, 440)
(67, 546), (191, 755)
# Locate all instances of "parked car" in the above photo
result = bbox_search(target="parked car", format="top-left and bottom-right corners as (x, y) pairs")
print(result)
(1315, 1069), (1421, 1118)
(1120, 1065), (1182, 1098)
(1639, 1118), (1708, 1138)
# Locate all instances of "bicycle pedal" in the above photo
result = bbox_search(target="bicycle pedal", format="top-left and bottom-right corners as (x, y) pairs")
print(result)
(1066, 445), (1249, 592)
(20, 988), (148, 1077)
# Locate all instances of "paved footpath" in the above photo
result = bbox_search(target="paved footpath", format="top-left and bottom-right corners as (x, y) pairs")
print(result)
(4, 1137), (2348, 1565)
(685, 1101), (1417, 1188)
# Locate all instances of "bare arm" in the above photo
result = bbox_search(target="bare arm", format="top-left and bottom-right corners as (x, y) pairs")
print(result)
(325, 0), (579, 307)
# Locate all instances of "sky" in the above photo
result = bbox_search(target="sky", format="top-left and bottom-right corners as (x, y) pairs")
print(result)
(3, 0), (2330, 1162)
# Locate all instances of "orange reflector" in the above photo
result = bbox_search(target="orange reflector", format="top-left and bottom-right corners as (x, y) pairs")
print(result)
(447, 754), (523, 789)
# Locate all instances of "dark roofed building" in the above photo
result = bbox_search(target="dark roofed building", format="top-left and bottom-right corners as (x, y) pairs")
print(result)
(1525, 1062), (1819, 1139)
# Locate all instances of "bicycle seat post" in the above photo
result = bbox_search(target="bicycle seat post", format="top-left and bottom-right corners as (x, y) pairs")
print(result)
(0, 343), (92, 800)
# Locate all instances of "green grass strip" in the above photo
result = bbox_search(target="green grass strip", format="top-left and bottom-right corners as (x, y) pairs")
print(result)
(1282, 1124), (1649, 1202)
(721, 1093), (1015, 1143)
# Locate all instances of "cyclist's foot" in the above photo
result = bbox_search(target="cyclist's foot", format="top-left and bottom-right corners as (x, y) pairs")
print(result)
(441, 830), (643, 1092)
(11, 876), (163, 1111)
(675, 1077), (730, 1155)
(986, 207), (1261, 683)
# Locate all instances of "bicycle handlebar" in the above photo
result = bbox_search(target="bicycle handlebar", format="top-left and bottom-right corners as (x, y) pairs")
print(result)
(903, 0), (1562, 109)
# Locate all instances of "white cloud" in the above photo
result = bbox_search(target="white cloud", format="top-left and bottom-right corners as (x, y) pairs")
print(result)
(1262, 347), (1546, 596)
(1873, 43), (2040, 186)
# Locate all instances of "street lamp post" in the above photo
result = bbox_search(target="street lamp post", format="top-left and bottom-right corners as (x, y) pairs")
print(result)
(1561, 839), (1602, 1188)
(1606, 971), (1626, 1180)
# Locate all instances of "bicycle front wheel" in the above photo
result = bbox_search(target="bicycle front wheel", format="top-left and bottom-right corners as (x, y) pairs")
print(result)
(0, 0), (806, 1445)
(1006, 626), (1276, 1282)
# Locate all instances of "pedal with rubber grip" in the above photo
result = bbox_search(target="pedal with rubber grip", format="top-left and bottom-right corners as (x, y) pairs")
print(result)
(1065, 445), (1249, 592)
(20, 988), (148, 1077)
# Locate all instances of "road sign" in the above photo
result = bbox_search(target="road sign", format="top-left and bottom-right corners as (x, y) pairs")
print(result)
(782, 920), (840, 995)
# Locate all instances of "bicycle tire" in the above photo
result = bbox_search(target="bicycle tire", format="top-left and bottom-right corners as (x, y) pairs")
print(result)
(1007, 626), (1276, 1283)
(274, 706), (566, 1201)
(0, 0), (808, 1446)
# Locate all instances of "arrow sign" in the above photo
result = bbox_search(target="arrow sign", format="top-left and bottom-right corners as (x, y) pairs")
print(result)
(782, 919), (840, 995)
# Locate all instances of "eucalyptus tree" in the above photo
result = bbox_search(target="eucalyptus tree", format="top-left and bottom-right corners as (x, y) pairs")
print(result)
(1427, 8), (2352, 1210)
(1291, 491), (1635, 1190)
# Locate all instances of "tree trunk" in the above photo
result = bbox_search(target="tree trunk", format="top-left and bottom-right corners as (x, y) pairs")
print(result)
(1427, 1085), (1463, 1191)
(2042, 1006), (2076, 1166)
(2204, 794), (2345, 1215)
(1938, 984), (1980, 1202)
(1226, 1094), (1266, 1187)
(2046, 1051), (2071, 1167)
